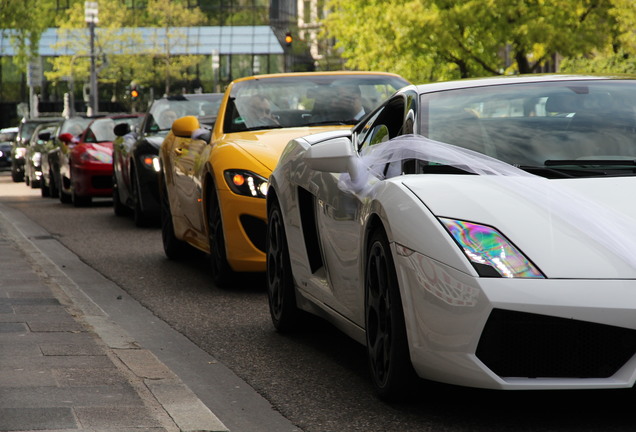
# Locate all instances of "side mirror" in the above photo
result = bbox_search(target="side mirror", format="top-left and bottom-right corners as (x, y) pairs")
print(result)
(113, 123), (131, 137)
(38, 131), (51, 142)
(304, 137), (361, 183)
(171, 116), (200, 138)
(58, 133), (74, 143)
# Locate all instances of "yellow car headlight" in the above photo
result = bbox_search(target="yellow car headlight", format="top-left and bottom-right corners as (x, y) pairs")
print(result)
(224, 169), (268, 198)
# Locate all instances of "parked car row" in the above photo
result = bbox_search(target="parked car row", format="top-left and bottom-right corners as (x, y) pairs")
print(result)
(10, 72), (636, 402)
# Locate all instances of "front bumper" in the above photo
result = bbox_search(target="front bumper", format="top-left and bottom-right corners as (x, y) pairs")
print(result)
(218, 188), (267, 272)
(72, 163), (113, 197)
(396, 250), (636, 390)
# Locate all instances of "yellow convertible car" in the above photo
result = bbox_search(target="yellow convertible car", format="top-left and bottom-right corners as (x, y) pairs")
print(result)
(160, 71), (409, 286)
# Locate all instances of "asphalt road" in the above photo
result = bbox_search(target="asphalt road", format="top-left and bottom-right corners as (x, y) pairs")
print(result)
(2, 169), (636, 432)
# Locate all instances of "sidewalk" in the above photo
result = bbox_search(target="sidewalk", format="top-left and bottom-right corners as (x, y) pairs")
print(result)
(0, 207), (228, 431)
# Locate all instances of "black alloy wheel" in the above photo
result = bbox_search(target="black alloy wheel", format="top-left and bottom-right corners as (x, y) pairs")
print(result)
(207, 184), (233, 287)
(160, 178), (189, 259)
(365, 228), (416, 401)
(266, 198), (300, 332)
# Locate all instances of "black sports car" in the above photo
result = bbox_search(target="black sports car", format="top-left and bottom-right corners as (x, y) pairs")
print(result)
(112, 93), (222, 227)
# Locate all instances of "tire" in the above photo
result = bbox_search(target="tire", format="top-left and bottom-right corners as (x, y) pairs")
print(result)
(132, 169), (151, 227)
(207, 184), (234, 287)
(365, 228), (417, 401)
(59, 188), (72, 204)
(160, 179), (189, 259)
(72, 190), (91, 207)
(41, 179), (50, 197)
(112, 177), (130, 216)
(49, 169), (59, 199)
(267, 198), (300, 332)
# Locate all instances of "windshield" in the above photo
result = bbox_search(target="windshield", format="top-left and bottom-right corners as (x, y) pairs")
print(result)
(421, 80), (636, 177)
(86, 117), (141, 143)
(147, 95), (220, 132)
(225, 74), (409, 132)
(62, 117), (92, 137)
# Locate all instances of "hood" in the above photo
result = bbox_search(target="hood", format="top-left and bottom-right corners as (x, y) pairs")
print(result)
(401, 175), (636, 279)
(146, 135), (167, 149)
(224, 126), (349, 172)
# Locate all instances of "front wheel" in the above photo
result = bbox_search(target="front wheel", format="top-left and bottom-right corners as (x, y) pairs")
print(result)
(207, 185), (233, 287)
(132, 169), (151, 227)
(365, 228), (417, 401)
(267, 198), (300, 332)
(160, 179), (189, 259)
(113, 177), (130, 216)
(48, 169), (59, 198)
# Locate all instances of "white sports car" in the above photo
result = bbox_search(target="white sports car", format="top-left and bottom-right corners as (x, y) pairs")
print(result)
(266, 74), (636, 400)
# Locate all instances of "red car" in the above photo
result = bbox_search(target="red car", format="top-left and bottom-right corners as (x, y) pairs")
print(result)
(64, 114), (142, 206)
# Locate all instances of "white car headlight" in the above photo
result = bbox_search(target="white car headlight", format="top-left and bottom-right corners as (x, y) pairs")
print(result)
(439, 217), (544, 278)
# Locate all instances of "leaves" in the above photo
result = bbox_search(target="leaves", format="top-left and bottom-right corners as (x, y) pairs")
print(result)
(322, 0), (623, 82)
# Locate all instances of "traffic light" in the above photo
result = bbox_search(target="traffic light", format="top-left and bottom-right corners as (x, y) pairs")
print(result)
(130, 87), (139, 100)
(284, 32), (292, 47)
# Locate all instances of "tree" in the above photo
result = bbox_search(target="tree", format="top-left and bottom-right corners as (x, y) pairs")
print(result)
(322, 0), (615, 83)
(145, 0), (207, 95)
(0, 0), (58, 69)
(44, 0), (207, 101)
(560, 0), (636, 74)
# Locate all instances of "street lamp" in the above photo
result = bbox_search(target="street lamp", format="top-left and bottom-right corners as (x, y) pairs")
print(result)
(85, 1), (99, 116)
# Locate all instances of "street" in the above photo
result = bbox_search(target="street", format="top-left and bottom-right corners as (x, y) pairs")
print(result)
(2, 169), (636, 432)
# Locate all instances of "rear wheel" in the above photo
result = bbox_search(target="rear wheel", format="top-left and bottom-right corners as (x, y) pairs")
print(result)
(207, 185), (233, 287)
(365, 228), (417, 401)
(267, 198), (300, 332)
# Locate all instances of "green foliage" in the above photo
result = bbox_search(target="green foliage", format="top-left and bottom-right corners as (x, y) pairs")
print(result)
(0, 0), (59, 68)
(322, 0), (619, 83)
(42, 0), (207, 97)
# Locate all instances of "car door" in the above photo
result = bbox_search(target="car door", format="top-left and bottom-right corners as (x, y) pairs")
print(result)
(310, 94), (415, 325)
(166, 129), (210, 250)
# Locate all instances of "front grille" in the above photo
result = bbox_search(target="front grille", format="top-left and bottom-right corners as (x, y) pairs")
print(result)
(91, 175), (112, 189)
(476, 309), (636, 378)
(240, 214), (266, 253)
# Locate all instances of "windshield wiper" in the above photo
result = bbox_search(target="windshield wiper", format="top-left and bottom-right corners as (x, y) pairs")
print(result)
(545, 159), (636, 166)
(516, 165), (606, 178)
(243, 124), (285, 131)
(303, 120), (353, 126)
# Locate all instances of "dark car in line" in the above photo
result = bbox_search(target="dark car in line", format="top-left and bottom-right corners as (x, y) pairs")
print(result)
(0, 127), (17, 169)
(112, 93), (222, 226)
(11, 117), (63, 182)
